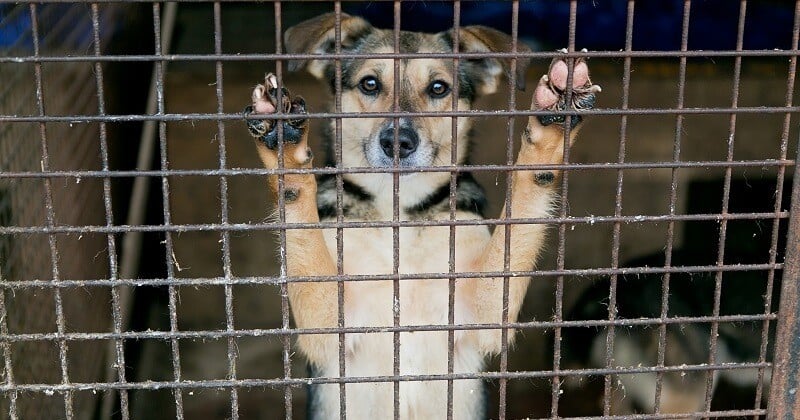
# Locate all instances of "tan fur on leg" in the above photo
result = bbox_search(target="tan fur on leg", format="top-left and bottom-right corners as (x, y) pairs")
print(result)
(469, 116), (580, 354)
(251, 76), (338, 366)
(469, 60), (597, 355)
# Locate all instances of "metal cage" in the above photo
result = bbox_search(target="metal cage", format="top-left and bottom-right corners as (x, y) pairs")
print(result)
(0, 1), (798, 419)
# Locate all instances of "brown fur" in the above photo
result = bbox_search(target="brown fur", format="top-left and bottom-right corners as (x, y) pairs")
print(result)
(245, 12), (598, 418)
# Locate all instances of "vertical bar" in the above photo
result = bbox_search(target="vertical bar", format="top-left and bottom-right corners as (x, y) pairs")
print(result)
(333, 3), (347, 418)
(767, 153), (800, 419)
(29, 4), (75, 418)
(605, 1), (634, 413)
(551, 1), (578, 416)
(702, 1), (747, 414)
(498, 2), (519, 419)
(272, 2), (293, 418)
(652, 0), (691, 415)
(211, 3), (239, 419)
(90, 3), (130, 418)
(151, 3), (184, 417)
(0, 287), (15, 419)
(767, 2), (800, 418)
(447, 3), (460, 419)
(391, 3), (402, 418)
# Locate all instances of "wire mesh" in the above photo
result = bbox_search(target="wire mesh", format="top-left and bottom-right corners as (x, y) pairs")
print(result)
(0, 2), (124, 418)
(0, 1), (798, 419)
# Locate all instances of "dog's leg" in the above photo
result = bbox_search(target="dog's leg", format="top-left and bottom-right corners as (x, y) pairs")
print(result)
(471, 58), (600, 354)
(245, 74), (337, 364)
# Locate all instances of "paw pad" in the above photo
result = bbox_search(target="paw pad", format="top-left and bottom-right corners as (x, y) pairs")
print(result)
(534, 171), (555, 186)
(244, 73), (308, 150)
(533, 55), (601, 130)
(284, 188), (299, 202)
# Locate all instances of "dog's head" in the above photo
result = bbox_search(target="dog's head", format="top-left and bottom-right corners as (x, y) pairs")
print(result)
(286, 13), (531, 172)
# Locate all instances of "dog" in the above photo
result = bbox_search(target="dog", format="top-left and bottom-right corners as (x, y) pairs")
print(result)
(556, 178), (787, 417)
(243, 12), (600, 419)
(551, 251), (780, 418)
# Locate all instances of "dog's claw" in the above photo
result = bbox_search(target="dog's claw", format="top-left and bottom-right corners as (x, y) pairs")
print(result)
(244, 105), (269, 138)
(533, 55), (600, 130)
(244, 73), (308, 149)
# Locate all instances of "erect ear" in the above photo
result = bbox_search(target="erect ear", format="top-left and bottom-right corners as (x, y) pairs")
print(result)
(284, 12), (374, 80)
(450, 26), (532, 95)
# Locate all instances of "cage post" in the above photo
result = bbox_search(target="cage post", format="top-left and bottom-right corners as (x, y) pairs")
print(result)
(497, 2), (519, 418)
(767, 148), (800, 419)
(446, 3), (461, 420)
(332, 2), (348, 419)
(767, 2), (800, 418)
(391, 3), (402, 419)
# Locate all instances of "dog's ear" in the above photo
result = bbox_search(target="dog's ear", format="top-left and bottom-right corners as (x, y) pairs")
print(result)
(284, 12), (373, 79)
(449, 26), (532, 95)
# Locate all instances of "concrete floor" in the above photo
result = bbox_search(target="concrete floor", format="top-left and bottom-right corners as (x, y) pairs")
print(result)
(129, 3), (798, 419)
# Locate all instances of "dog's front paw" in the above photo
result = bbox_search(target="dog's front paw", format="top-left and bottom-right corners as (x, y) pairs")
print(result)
(533, 53), (601, 130)
(520, 52), (601, 177)
(244, 73), (308, 150)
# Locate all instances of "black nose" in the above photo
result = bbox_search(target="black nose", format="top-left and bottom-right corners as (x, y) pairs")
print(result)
(379, 127), (419, 159)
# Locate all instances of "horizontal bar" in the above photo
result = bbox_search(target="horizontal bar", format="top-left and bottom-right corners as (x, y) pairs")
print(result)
(0, 314), (777, 342)
(0, 362), (770, 391)
(2, 106), (799, 123)
(536, 410), (768, 420)
(0, 211), (789, 235)
(1, 49), (798, 64)
(1, 263), (783, 289)
(0, 159), (793, 179)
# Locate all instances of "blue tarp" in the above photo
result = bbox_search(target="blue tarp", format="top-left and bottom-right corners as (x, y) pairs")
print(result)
(0, 4), (110, 51)
(347, 1), (795, 51)
(2, 2), (794, 51)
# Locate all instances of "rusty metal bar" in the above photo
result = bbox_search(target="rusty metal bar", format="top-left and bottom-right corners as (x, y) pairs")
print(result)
(0, 313), (778, 342)
(499, 1), (520, 417)
(447, 2), (461, 419)
(1, 1), (798, 419)
(702, 1), (748, 415)
(610, 0), (636, 415)
(0, 262), (785, 290)
(4, 106), (800, 124)
(765, 3), (800, 419)
(210, 2), (240, 419)
(603, 1), (644, 410)
(149, 3), (185, 417)
(271, 2), (294, 418)
(766, 153), (800, 417)
(0, 289), (15, 419)
(0, 211), (792, 237)
(766, 98), (800, 420)
(0, 158), (793, 180)
(0, 361), (773, 390)
(392, 3), (401, 419)
(91, 2), (131, 418)
(29, 4), (75, 417)
(332, 2), (348, 418)
(3, 49), (800, 64)
(653, 1), (691, 413)
(757, 1), (800, 416)
(550, 0), (579, 412)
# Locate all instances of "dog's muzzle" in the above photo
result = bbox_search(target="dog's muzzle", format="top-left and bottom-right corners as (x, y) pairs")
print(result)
(379, 126), (419, 159)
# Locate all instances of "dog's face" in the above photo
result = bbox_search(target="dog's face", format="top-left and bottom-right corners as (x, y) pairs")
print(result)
(286, 13), (530, 172)
(337, 52), (467, 170)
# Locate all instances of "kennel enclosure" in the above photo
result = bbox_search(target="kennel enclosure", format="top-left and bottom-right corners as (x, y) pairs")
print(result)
(0, 1), (799, 419)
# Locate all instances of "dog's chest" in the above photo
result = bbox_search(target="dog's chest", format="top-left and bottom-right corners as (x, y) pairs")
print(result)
(319, 222), (489, 417)
(321, 222), (488, 328)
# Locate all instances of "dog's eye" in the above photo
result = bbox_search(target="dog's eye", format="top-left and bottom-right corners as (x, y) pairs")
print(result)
(428, 81), (450, 98)
(358, 76), (381, 95)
